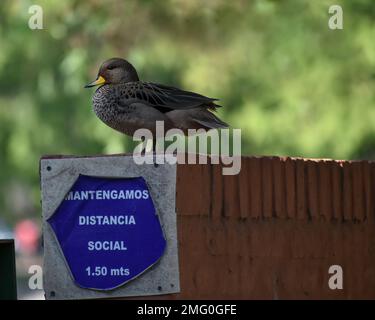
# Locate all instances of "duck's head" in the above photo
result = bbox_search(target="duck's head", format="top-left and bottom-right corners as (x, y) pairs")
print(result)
(85, 58), (139, 88)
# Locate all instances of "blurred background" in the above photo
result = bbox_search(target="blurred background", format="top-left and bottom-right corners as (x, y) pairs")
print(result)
(0, 0), (374, 299)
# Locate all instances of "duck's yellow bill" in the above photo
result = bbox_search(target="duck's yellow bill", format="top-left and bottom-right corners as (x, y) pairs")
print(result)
(84, 75), (106, 88)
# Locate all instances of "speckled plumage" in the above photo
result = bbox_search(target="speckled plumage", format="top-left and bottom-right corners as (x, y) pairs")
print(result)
(86, 58), (229, 137)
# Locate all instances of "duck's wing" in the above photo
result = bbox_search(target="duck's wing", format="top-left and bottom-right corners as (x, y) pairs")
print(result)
(117, 82), (221, 113)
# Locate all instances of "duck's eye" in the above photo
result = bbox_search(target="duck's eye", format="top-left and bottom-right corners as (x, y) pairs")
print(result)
(107, 65), (116, 70)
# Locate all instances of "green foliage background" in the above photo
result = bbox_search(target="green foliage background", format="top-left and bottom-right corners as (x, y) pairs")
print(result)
(0, 0), (374, 223)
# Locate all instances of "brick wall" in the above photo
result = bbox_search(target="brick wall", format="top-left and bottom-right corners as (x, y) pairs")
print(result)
(172, 156), (375, 299)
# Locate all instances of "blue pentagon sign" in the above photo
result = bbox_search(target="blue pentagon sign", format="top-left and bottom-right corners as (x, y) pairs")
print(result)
(47, 175), (166, 291)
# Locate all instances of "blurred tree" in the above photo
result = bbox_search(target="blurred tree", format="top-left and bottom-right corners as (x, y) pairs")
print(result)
(0, 0), (374, 223)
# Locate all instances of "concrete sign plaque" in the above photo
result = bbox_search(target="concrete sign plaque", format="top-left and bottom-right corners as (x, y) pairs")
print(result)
(40, 155), (179, 300)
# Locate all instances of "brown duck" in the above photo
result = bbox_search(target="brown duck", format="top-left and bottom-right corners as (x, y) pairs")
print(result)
(85, 58), (228, 140)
